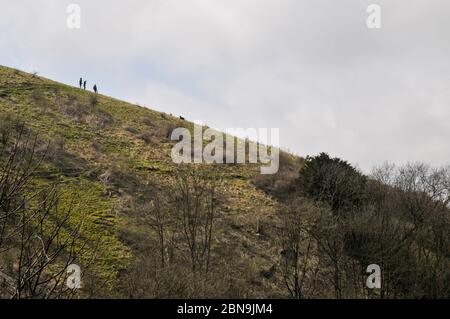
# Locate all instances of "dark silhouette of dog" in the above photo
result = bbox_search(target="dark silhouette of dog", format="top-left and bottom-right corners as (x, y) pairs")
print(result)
(79, 78), (82, 89)
(93, 85), (98, 94)
(83, 80), (86, 90)
(179, 116), (185, 120)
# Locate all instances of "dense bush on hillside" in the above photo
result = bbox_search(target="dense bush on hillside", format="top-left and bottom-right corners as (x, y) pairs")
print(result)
(297, 153), (367, 216)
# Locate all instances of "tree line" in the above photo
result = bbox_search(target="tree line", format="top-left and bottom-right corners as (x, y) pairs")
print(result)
(278, 153), (449, 298)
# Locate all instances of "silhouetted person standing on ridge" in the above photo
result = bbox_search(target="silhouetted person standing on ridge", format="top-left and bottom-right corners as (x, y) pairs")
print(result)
(93, 84), (98, 94)
(79, 77), (82, 89)
(83, 80), (86, 90)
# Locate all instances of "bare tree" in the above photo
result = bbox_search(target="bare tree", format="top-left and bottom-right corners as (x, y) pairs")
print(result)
(310, 207), (346, 299)
(144, 188), (174, 268)
(0, 123), (46, 251)
(278, 198), (319, 299)
(131, 168), (224, 298)
(0, 120), (91, 299)
(170, 168), (222, 277)
(362, 163), (450, 298)
(12, 187), (87, 299)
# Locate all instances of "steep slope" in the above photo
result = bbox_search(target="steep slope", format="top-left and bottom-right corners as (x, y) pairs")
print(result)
(0, 65), (301, 297)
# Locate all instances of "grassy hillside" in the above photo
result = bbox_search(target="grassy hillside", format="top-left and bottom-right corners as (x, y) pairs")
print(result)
(0, 65), (302, 297)
(3, 65), (447, 299)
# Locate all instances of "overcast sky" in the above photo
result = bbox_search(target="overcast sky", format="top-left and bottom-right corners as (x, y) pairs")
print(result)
(1, 0), (449, 171)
